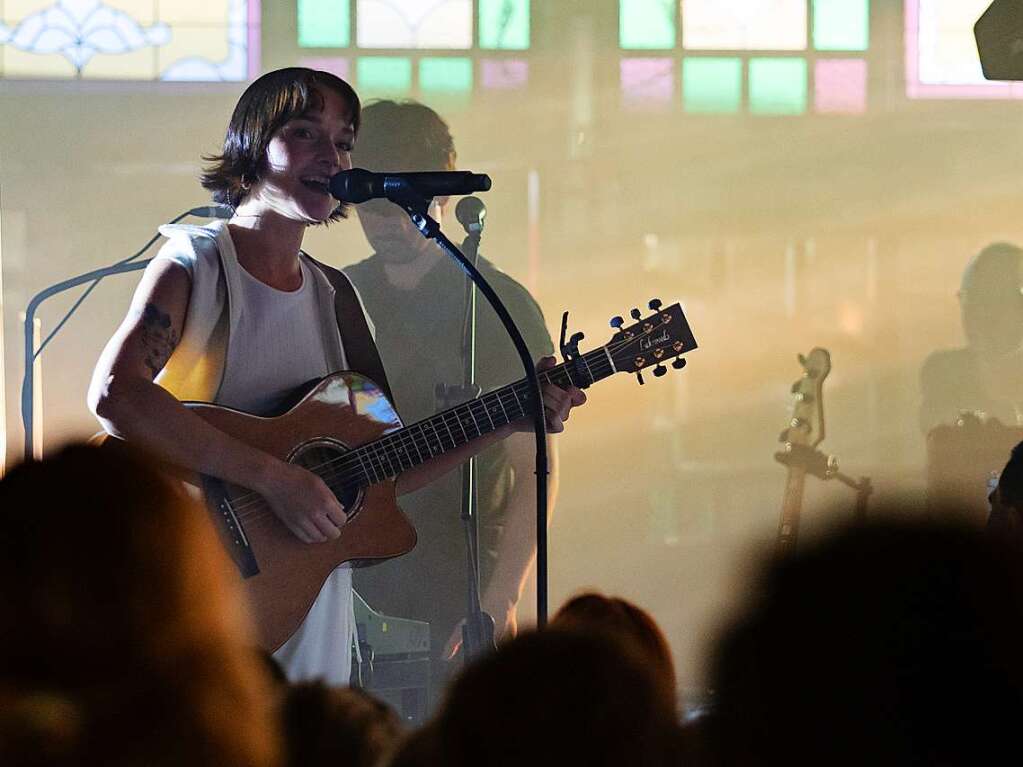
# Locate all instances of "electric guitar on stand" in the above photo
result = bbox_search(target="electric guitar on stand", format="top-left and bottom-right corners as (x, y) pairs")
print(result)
(774, 348), (831, 558)
(147, 300), (697, 651)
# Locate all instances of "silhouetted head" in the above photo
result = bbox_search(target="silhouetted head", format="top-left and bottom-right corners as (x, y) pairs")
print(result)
(280, 681), (402, 767)
(0, 443), (278, 767)
(552, 591), (678, 716)
(959, 242), (1023, 355)
(434, 629), (678, 767)
(350, 100), (456, 265)
(707, 512), (1023, 767)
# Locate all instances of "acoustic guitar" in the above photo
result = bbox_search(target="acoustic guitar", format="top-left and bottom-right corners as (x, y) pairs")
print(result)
(178, 301), (697, 650)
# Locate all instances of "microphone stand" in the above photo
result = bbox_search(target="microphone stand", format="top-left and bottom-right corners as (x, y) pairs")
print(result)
(435, 206), (495, 663)
(383, 182), (552, 629)
(22, 258), (152, 461)
(20, 206), (230, 461)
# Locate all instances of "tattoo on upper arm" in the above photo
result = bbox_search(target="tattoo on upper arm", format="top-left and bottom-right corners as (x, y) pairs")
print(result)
(140, 303), (179, 379)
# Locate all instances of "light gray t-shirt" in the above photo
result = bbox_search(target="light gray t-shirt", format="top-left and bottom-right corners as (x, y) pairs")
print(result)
(215, 259), (334, 415)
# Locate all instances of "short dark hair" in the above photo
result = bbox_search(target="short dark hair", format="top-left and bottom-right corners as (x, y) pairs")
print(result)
(350, 99), (455, 172)
(201, 67), (361, 221)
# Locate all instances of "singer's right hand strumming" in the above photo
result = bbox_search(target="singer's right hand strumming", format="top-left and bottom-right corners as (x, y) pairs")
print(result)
(253, 461), (346, 543)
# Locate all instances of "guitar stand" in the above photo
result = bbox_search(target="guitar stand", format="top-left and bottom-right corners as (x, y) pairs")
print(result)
(775, 443), (874, 523)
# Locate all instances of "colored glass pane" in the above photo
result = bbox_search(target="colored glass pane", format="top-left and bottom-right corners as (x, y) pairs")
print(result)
(298, 0), (349, 48)
(621, 58), (675, 109)
(682, 56), (742, 113)
(749, 57), (807, 114)
(0, 0), (258, 81)
(480, 58), (527, 89)
(356, 55), (412, 93)
(299, 56), (350, 80)
(479, 0), (529, 50)
(682, 0), (807, 51)
(915, 0), (990, 85)
(906, 0), (1023, 99)
(420, 56), (472, 92)
(619, 0), (676, 50)
(812, 0), (868, 51)
(814, 58), (866, 113)
(356, 0), (471, 49)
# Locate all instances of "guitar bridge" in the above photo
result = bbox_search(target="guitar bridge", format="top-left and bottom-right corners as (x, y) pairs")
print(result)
(202, 475), (260, 579)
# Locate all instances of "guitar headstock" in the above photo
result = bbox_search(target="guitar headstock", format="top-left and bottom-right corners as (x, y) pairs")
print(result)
(605, 299), (698, 384)
(781, 348), (831, 448)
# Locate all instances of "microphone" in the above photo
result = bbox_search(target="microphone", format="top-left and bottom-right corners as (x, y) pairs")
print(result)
(188, 204), (234, 219)
(456, 196), (487, 235)
(329, 168), (492, 204)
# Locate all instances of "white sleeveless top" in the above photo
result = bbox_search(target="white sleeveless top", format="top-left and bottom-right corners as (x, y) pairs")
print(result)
(153, 227), (363, 686)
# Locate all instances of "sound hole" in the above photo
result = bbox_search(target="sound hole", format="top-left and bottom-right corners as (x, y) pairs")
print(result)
(290, 439), (363, 520)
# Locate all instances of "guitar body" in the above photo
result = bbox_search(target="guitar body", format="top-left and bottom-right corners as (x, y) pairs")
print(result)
(186, 371), (416, 651)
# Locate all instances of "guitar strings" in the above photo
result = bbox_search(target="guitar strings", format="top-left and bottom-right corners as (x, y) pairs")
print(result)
(227, 324), (669, 522)
(226, 322), (677, 522)
(227, 353), (614, 521)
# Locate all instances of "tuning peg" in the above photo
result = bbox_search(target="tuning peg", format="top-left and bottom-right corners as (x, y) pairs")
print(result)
(636, 372), (645, 385)
(610, 316), (624, 329)
(672, 357), (686, 370)
(648, 298), (662, 311)
(630, 307), (642, 320)
(653, 364), (667, 377)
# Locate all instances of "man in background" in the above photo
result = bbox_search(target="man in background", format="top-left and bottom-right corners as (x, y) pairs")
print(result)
(344, 100), (558, 699)
(920, 242), (1023, 433)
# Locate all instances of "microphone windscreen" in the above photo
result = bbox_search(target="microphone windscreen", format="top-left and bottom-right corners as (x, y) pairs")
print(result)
(455, 196), (487, 229)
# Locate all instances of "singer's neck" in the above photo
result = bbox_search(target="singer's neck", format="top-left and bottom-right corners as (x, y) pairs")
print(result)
(228, 208), (306, 290)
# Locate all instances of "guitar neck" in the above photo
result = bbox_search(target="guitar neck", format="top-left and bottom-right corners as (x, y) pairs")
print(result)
(346, 347), (616, 488)
(776, 465), (807, 557)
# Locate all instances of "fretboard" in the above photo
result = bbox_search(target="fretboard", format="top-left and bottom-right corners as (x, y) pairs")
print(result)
(341, 346), (617, 489)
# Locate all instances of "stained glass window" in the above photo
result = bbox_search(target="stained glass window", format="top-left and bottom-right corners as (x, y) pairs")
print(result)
(815, 58), (866, 112)
(419, 55), (472, 94)
(907, 0), (1023, 99)
(620, 0), (676, 50)
(479, 0), (529, 50)
(0, 0), (260, 80)
(621, 58), (675, 109)
(480, 58), (527, 89)
(299, 0), (349, 48)
(749, 57), (807, 114)
(356, 55), (412, 94)
(682, 0), (807, 52)
(356, 0), (472, 49)
(682, 57), (742, 113)
(812, 0), (869, 52)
